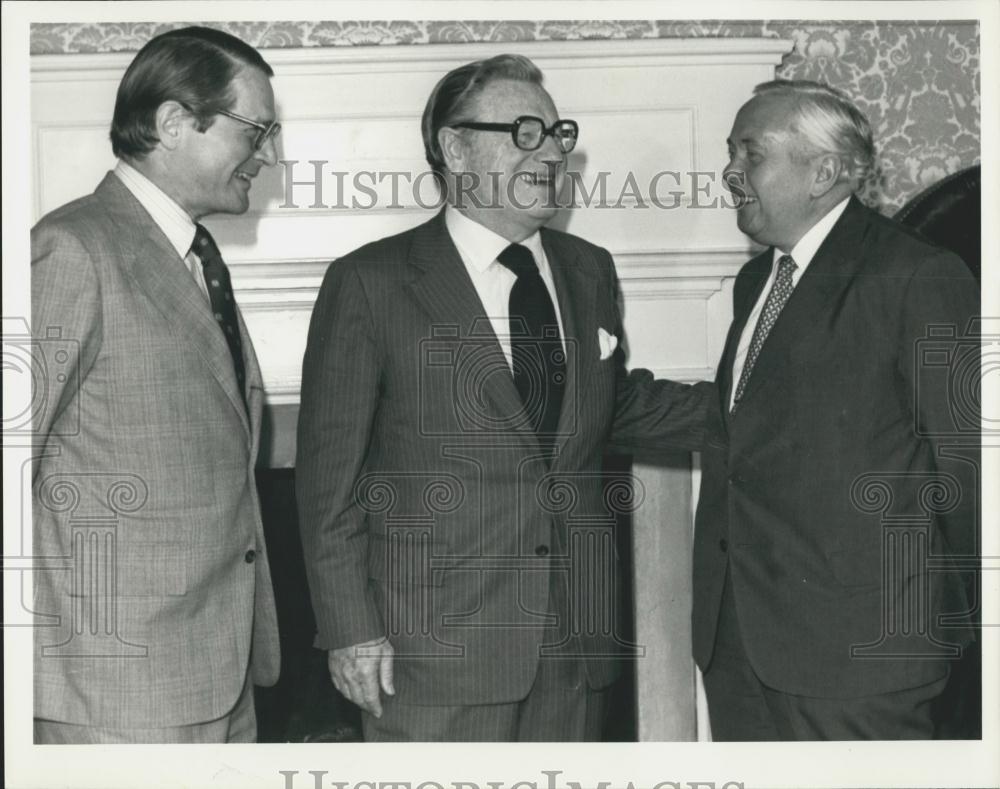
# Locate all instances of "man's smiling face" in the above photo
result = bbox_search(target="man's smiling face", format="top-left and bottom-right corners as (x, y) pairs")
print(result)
(171, 66), (278, 220)
(447, 79), (567, 242)
(724, 93), (821, 252)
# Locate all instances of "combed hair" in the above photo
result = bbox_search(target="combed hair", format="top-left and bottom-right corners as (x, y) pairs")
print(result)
(110, 26), (273, 159)
(421, 54), (544, 179)
(753, 79), (875, 184)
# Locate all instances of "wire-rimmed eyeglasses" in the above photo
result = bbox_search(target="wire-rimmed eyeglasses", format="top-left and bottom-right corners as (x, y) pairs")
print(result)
(215, 108), (281, 152)
(452, 115), (579, 153)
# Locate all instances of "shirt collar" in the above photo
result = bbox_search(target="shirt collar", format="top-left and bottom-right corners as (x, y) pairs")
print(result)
(113, 159), (196, 260)
(776, 195), (851, 270)
(445, 205), (547, 272)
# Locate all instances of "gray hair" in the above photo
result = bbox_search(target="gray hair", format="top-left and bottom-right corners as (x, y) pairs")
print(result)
(754, 79), (875, 184)
(421, 54), (544, 179)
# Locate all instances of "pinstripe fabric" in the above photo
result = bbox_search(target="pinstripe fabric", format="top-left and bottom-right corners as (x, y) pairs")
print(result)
(30, 173), (280, 732)
(362, 566), (609, 741)
(362, 657), (608, 742)
(297, 211), (710, 715)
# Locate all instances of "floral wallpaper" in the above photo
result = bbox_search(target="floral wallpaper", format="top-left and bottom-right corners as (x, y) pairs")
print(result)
(30, 19), (980, 214)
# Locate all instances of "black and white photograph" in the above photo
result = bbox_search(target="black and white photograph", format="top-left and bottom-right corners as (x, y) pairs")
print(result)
(2, 0), (997, 787)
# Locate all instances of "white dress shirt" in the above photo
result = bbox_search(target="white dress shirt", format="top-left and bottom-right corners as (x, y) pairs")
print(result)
(729, 196), (850, 409)
(444, 205), (566, 370)
(113, 160), (209, 301)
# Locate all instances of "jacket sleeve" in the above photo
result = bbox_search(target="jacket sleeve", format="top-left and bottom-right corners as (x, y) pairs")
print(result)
(600, 248), (714, 453)
(296, 258), (385, 650)
(30, 221), (103, 481)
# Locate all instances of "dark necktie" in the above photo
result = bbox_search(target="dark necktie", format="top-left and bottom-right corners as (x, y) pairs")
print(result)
(496, 243), (565, 454)
(731, 253), (797, 413)
(192, 224), (247, 408)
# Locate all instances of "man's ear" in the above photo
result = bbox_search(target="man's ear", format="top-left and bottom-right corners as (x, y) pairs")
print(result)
(810, 153), (844, 198)
(154, 101), (191, 152)
(438, 127), (466, 172)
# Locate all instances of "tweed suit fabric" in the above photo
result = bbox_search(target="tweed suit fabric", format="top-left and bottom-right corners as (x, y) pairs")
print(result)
(31, 173), (280, 730)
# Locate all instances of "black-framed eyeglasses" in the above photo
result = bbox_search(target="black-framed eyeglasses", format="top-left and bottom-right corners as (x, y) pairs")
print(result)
(215, 108), (281, 152)
(452, 115), (578, 153)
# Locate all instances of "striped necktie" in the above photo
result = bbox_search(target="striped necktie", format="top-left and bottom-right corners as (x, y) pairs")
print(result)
(731, 254), (797, 413)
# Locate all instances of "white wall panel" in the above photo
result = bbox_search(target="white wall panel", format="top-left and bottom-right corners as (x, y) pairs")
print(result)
(32, 40), (784, 405)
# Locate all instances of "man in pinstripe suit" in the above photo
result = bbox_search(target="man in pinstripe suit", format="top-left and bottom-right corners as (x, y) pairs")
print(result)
(297, 54), (711, 741)
(31, 27), (281, 743)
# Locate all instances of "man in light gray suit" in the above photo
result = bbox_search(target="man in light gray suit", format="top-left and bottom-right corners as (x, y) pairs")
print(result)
(31, 26), (282, 743)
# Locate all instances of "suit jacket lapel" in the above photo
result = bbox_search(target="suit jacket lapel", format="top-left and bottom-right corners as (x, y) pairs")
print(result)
(404, 212), (532, 439)
(733, 197), (871, 410)
(541, 229), (596, 458)
(97, 174), (252, 437)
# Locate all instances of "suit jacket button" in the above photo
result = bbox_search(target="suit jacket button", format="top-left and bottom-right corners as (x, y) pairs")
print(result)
(719, 539), (728, 553)
(535, 545), (550, 557)
(245, 549), (256, 563)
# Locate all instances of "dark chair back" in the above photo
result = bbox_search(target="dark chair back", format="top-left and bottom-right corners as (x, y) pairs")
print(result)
(894, 165), (981, 281)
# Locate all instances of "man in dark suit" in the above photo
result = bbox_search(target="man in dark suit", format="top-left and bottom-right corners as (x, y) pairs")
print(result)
(297, 54), (710, 741)
(31, 27), (282, 743)
(694, 79), (979, 740)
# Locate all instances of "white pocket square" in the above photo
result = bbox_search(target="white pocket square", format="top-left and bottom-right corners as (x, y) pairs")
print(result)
(598, 327), (618, 361)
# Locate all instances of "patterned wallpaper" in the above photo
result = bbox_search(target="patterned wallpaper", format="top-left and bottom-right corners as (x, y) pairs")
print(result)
(30, 19), (980, 214)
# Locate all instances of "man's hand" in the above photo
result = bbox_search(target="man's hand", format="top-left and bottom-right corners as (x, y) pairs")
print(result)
(327, 637), (395, 717)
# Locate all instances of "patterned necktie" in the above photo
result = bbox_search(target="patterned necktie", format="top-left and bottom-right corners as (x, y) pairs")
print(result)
(731, 253), (797, 413)
(496, 243), (566, 453)
(192, 224), (247, 408)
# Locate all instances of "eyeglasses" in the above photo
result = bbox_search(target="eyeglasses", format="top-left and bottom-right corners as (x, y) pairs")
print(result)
(215, 108), (281, 152)
(452, 115), (579, 153)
